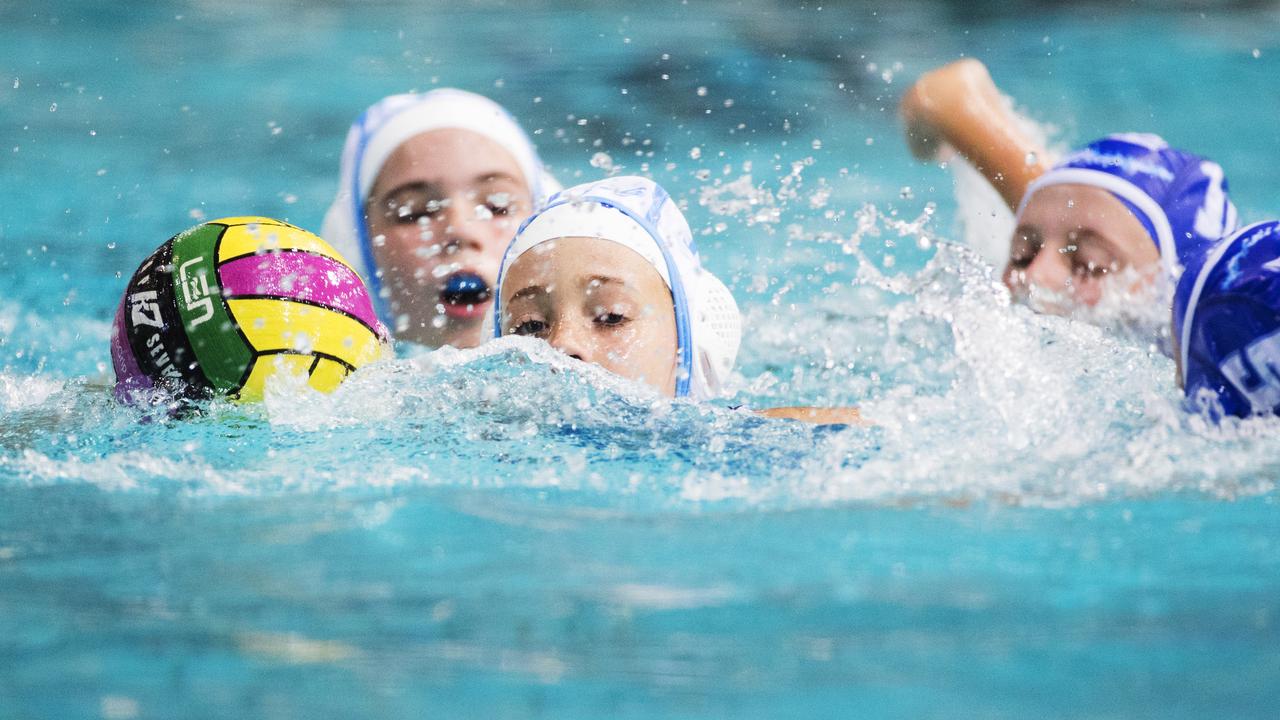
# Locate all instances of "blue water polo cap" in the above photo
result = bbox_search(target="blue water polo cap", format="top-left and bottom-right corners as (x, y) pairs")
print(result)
(1018, 133), (1237, 280)
(1173, 220), (1280, 418)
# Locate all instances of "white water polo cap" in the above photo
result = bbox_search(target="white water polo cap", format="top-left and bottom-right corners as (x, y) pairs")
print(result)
(494, 176), (742, 400)
(320, 88), (560, 325)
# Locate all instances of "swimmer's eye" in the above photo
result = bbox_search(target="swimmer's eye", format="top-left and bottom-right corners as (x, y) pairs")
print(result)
(1009, 227), (1041, 269)
(595, 312), (629, 327)
(1072, 259), (1112, 279)
(1008, 250), (1036, 269)
(485, 193), (517, 218)
(385, 199), (447, 224)
(511, 319), (548, 336)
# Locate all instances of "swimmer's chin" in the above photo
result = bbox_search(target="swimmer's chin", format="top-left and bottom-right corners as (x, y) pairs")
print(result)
(441, 298), (492, 320)
(392, 315), (490, 350)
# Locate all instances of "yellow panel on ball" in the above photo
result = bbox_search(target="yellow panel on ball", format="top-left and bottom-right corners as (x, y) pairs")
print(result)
(307, 357), (352, 393)
(236, 353), (316, 403)
(215, 220), (356, 271)
(225, 298), (385, 368)
(210, 216), (297, 229)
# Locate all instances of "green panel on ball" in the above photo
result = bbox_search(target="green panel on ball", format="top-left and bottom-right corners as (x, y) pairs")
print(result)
(169, 223), (253, 391)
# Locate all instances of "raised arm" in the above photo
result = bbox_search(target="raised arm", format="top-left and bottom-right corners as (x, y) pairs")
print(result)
(899, 58), (1049, 212)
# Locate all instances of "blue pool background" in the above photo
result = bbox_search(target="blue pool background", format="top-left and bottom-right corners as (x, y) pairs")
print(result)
(3, 1), (1280, 717)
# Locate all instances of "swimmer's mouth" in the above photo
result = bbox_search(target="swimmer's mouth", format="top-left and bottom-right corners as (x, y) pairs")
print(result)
(440, 272), (491, 319)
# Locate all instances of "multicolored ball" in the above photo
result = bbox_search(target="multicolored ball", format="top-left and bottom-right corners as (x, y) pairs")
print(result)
(111, 216), (389, 404)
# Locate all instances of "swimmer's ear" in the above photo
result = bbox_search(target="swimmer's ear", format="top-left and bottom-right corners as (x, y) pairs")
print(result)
(690, 273), (741, 398)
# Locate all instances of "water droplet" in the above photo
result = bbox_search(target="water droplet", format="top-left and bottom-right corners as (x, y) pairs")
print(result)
(1252, 48), (1262, 59)
(696, 86), (708, 97)
(811, 138), (823, 150)
(1025, 151), (1038, 166)
(689, 147), (702, 160)
(106, 242), (116, 249)
(11, 78), (18, 89)
(589, 151), (614, 171)
(899, 186), (914, 200)
(865, 137), (874, 146)
(48, 103), (57, 112)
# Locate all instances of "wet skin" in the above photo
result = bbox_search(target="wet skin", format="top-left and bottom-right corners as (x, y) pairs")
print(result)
(1004, 183), (1159, 310)
(365, 128), (532, 348)
(499, 236), (680, 396)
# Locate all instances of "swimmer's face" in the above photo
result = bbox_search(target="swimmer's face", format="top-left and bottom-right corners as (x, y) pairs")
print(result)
(1004, 184), (1159, 311)
(365, 128), (533, 348)
(499, 236), (679, 396)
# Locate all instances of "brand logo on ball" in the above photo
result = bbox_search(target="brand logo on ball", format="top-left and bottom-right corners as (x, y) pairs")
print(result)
(129, 290), (164, 329)
(178, 256), (216, 327)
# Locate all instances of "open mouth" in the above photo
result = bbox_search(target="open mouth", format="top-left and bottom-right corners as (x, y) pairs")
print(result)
(439, 271), (492, 319)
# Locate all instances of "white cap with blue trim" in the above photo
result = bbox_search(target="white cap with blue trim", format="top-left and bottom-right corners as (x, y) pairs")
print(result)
(320, 88), (560, 324)
(494, 176), (742, 400)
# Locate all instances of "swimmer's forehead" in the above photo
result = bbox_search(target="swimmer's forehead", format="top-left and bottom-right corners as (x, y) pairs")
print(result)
(374, 172), (526, 200)
(503, 236), (667, 298)
(505, 275), (632, 304)
(1020, 184), (1135, 221)
(1013, 223), (1116, 247)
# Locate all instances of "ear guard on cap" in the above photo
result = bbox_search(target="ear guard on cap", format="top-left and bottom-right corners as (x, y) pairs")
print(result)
(690, 271), (742, 398)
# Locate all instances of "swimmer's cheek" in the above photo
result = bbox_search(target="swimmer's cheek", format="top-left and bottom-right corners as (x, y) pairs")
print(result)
(755, 406), (868, 426)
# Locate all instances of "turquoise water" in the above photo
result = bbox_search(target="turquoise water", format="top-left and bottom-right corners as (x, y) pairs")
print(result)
(4, 1), (1280, 717)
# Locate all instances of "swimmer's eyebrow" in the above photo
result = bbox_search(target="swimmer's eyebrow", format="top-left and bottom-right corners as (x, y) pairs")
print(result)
(584, 275), (627, 288)
(508, 285), (547, 304)
(1068, 227), (1122, 254)
(473, 172), (524, 187)
(376, 181), (442, 202)
(1013, 224), (1041, 244)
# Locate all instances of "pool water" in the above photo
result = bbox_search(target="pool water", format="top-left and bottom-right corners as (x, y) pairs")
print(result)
(3, 1), (1280, 717)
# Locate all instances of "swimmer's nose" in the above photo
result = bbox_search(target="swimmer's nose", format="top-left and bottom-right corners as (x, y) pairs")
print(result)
(1007, 250), (1069, 296)
(441, 202), (488, 254)
(547, 322), (589, 363)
